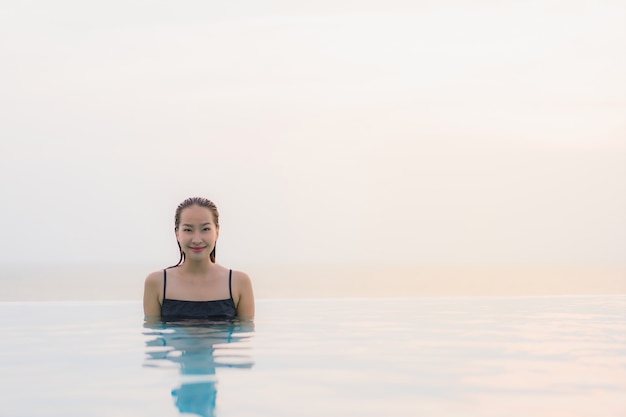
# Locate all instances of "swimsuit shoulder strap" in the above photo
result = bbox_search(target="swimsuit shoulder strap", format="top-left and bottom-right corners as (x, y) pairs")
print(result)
(162, 269), (167, 299)
(228, 269), (233, 300)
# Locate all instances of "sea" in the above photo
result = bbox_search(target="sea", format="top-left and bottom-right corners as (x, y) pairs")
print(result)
(0, 264), (625, 416)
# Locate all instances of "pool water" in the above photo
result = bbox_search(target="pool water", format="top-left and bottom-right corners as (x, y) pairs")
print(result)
(1, 296), (625, 417)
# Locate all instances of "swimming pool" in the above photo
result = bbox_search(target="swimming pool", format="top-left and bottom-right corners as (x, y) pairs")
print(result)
(1, 296), (625, 416)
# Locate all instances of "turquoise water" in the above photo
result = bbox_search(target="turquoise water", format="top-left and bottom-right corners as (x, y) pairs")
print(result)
(1, 296), (625, 416)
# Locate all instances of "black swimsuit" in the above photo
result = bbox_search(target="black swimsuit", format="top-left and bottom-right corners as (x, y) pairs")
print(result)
(160, 269), (237, 321)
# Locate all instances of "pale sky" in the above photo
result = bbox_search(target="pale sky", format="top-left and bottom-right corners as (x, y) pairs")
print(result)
(1, 0), (624, 267)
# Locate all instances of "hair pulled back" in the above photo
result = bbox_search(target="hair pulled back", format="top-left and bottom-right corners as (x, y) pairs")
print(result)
(170, 197), (220, 267)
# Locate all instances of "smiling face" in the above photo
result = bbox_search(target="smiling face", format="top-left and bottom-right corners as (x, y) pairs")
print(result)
(175, 205), (220, 263)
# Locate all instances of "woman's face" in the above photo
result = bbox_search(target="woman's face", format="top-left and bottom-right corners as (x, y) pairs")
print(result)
(175, 205), (219, 261)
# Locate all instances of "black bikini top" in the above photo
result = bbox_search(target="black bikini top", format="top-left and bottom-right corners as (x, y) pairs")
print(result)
(160, 268), (237, 322)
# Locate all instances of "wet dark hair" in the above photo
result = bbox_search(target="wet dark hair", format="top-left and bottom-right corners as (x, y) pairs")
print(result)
(169, 197), (220, 268)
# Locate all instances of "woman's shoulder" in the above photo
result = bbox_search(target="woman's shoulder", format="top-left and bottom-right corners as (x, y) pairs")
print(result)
(144, 269), (166, 287)
(213, 263), (248, 279)
(226, 268), (251, 282)
(229, 269), (253, 293)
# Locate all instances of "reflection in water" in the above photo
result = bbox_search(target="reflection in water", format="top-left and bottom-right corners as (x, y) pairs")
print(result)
(143, 320), (255, 417)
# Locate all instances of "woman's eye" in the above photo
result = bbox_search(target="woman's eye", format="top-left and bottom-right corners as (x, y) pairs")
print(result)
(203, 228), (211, 231)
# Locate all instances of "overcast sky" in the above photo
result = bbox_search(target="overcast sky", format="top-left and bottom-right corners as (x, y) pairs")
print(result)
(1, 0), (624, 267)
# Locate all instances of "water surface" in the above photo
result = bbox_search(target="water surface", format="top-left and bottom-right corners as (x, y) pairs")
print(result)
(1, 296), (625, 416)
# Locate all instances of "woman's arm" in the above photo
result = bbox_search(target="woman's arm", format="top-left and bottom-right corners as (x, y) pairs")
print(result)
(143, 271), (162, 321)
(234, 271), (255, 320)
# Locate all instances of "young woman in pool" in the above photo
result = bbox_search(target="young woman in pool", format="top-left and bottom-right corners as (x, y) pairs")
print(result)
(143, 197), (255, 322)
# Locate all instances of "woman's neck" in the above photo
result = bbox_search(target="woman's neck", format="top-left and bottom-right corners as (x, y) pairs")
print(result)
(179, 259), (215, 275)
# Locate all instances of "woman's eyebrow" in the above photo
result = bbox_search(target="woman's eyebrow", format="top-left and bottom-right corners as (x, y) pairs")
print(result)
(181, 222), (212, 227)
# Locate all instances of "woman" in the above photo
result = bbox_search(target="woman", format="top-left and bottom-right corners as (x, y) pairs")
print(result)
(143, 197), (255, 322)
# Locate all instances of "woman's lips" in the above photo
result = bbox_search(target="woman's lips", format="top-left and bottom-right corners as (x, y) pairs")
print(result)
(190, 247), (206, 253)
